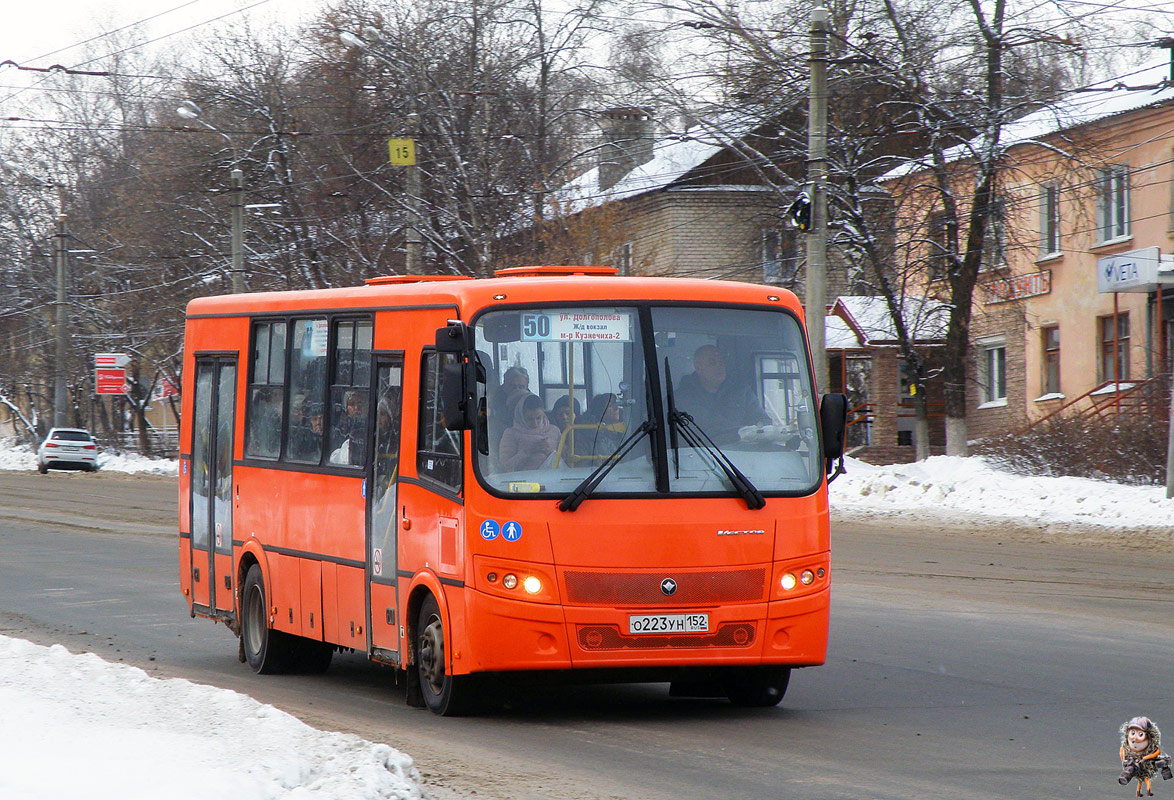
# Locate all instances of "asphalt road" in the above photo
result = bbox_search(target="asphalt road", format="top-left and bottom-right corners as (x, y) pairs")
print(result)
(1, 469), (1171, 799)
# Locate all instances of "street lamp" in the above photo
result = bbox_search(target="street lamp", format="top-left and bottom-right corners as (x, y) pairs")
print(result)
(2, 160), (71, 427)
(176, 100), (246, 293)
(339, 29), (423, 274)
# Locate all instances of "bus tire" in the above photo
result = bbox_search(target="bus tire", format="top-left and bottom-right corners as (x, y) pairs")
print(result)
(416, 594), (477, 716)
(241, 564), (291, 674)
(724, 666), (790, 707)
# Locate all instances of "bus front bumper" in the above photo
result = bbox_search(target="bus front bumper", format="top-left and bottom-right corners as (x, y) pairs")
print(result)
(456, 587), (828, 675)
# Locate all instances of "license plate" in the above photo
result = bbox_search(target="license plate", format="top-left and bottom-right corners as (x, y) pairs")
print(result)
(628, 613), (709, 634)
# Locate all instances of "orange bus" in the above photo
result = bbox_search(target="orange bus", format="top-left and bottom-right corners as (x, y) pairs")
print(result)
(179, 266), (847, 715)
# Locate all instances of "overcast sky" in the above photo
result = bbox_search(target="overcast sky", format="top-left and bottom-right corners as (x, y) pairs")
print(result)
(0, 0), (326, 122)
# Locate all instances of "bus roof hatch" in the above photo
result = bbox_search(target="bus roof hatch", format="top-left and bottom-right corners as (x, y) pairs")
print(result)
(493, 265), (619, 278)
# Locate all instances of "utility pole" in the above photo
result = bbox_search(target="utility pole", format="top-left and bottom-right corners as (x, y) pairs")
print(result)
(231, 168), (245, 293)
(805, 6), (830, 393)
(404, 114), (422, 275)
(54, 207), (69, 427)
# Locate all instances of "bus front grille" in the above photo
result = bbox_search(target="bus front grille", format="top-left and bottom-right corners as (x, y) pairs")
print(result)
(563, 568), (766, 606)
(577, 623), (756, 650)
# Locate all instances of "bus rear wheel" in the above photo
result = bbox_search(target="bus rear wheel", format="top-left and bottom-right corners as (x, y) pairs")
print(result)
(416, 594), (476, 716)
(724, 666), (791, 707)
(241, 564), (291, 674)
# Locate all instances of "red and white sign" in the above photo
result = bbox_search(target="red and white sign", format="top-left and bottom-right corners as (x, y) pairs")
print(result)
(152, 377), (179, 400)
(94, 352), (130, 368)
(981, 270), (1051, 305)
(95, 368), (127, 395)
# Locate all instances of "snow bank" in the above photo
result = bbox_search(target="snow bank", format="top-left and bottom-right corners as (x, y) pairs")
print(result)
(0, 438), (178, 475)
(831, 455), (1174, 531)
(0, 635), (422, 800)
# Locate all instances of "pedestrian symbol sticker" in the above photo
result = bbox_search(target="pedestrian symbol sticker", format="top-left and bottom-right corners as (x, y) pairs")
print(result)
(480, 520), (500, 540)
(502, 520), (522, 542)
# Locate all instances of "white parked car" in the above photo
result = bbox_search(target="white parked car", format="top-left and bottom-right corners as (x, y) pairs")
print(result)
(37, 428), (99, 473)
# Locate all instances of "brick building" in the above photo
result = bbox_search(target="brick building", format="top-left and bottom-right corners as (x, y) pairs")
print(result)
(884, 60), (1174, 441)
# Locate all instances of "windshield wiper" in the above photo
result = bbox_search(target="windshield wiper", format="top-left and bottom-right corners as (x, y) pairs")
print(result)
(558, 419), (656, 512)
(664, 358), (681, 478)
(670, 410), (766, 510)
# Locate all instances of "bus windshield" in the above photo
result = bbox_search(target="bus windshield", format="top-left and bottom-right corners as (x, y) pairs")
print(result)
(474, 304), (821, 499)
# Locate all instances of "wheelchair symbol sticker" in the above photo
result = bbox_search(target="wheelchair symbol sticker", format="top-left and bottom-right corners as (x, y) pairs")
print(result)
(480, 520), (500, 540)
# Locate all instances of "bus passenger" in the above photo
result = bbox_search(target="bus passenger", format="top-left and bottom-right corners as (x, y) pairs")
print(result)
(289, 403), (324, 461)
(549, 395), (581, 432)
(675, 345), (768, 444)
(331, 390), (368, 465)
(489, 366), (531, 452)
(575, 393), (624, 458)
(497, 393), (559, 471)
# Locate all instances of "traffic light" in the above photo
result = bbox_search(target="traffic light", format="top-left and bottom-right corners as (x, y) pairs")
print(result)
(788, 191), (812, 232)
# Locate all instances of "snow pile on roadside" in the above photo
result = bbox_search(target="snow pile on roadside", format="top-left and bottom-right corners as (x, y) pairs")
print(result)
(0, 438), (178, 475)
(831, 455), (1174, 531)
(0, 635), (422, 800)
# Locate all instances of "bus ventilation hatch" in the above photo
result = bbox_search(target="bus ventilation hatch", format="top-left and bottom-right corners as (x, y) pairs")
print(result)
(364, 274), (475, 285)
(494, 265), (619, 278)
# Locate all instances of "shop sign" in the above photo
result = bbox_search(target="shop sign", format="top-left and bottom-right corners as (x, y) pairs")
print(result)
(981, 270), (1051, 304)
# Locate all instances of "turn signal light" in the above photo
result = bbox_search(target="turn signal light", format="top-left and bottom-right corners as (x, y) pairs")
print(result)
(800, 569), (815, 586)
(502, 573), (518, 590)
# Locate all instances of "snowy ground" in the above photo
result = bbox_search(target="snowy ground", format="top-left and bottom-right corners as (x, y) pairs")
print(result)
(2, 438), (1171, 797)
(831, 455), (1174, 537)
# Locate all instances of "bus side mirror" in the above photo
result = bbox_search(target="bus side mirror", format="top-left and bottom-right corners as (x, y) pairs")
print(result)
(439, 362), (472, 431)
(435, 321), (474, 354)
(435, 322), (477, 431)
(819, 392), (848, 461)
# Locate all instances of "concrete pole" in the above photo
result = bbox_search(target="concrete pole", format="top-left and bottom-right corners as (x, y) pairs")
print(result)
(805, 7), (830, 393)
(231, 168), (245, 293)
(54, 210), (69, 427)
(405, 161), (422, 275)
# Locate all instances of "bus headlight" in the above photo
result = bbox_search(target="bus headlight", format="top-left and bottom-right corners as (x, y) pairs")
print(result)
(780, 573), (797, 591)
(523, 576), (542, 594)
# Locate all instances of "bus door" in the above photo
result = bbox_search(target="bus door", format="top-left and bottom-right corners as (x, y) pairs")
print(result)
(367, 356), (404, 662)
(189, 356), (237, 615)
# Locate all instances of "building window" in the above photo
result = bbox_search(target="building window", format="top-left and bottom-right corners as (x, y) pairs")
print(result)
(978, 338), (1006, 407)
(1042, 326), (1060, 395)
(927, 212), (951, 280)
(1099, 313), (1130, 382)
(981, 197), (1007, 272)
(761, 229), (799, 285)
(1040, 184), (1060, 257)
(1097, 165), (1129, 242)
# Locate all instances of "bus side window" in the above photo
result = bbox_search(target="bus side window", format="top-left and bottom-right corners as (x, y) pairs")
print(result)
(327, 319), (373, 467)
(245, 321), (286, 459)
(417, 351), (463, 492)
(285, 318), (328, 464)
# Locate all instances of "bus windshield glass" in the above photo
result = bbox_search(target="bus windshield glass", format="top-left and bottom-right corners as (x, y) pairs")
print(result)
(474, 304), (820, 498)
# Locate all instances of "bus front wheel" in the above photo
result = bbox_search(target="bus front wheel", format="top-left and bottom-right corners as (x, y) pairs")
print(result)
(724, 666), (791, 707)
(416, 594), (476, 716)
(241, 565), (291, 674)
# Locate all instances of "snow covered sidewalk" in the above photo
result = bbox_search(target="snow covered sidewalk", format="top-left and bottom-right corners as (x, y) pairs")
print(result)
(0, 636), (422, 800)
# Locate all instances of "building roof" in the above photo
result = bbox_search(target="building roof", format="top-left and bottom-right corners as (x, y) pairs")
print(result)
(828, 295), (949, 347)
(883, 60), (1174, 179)
(554, 113), (769, 214)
